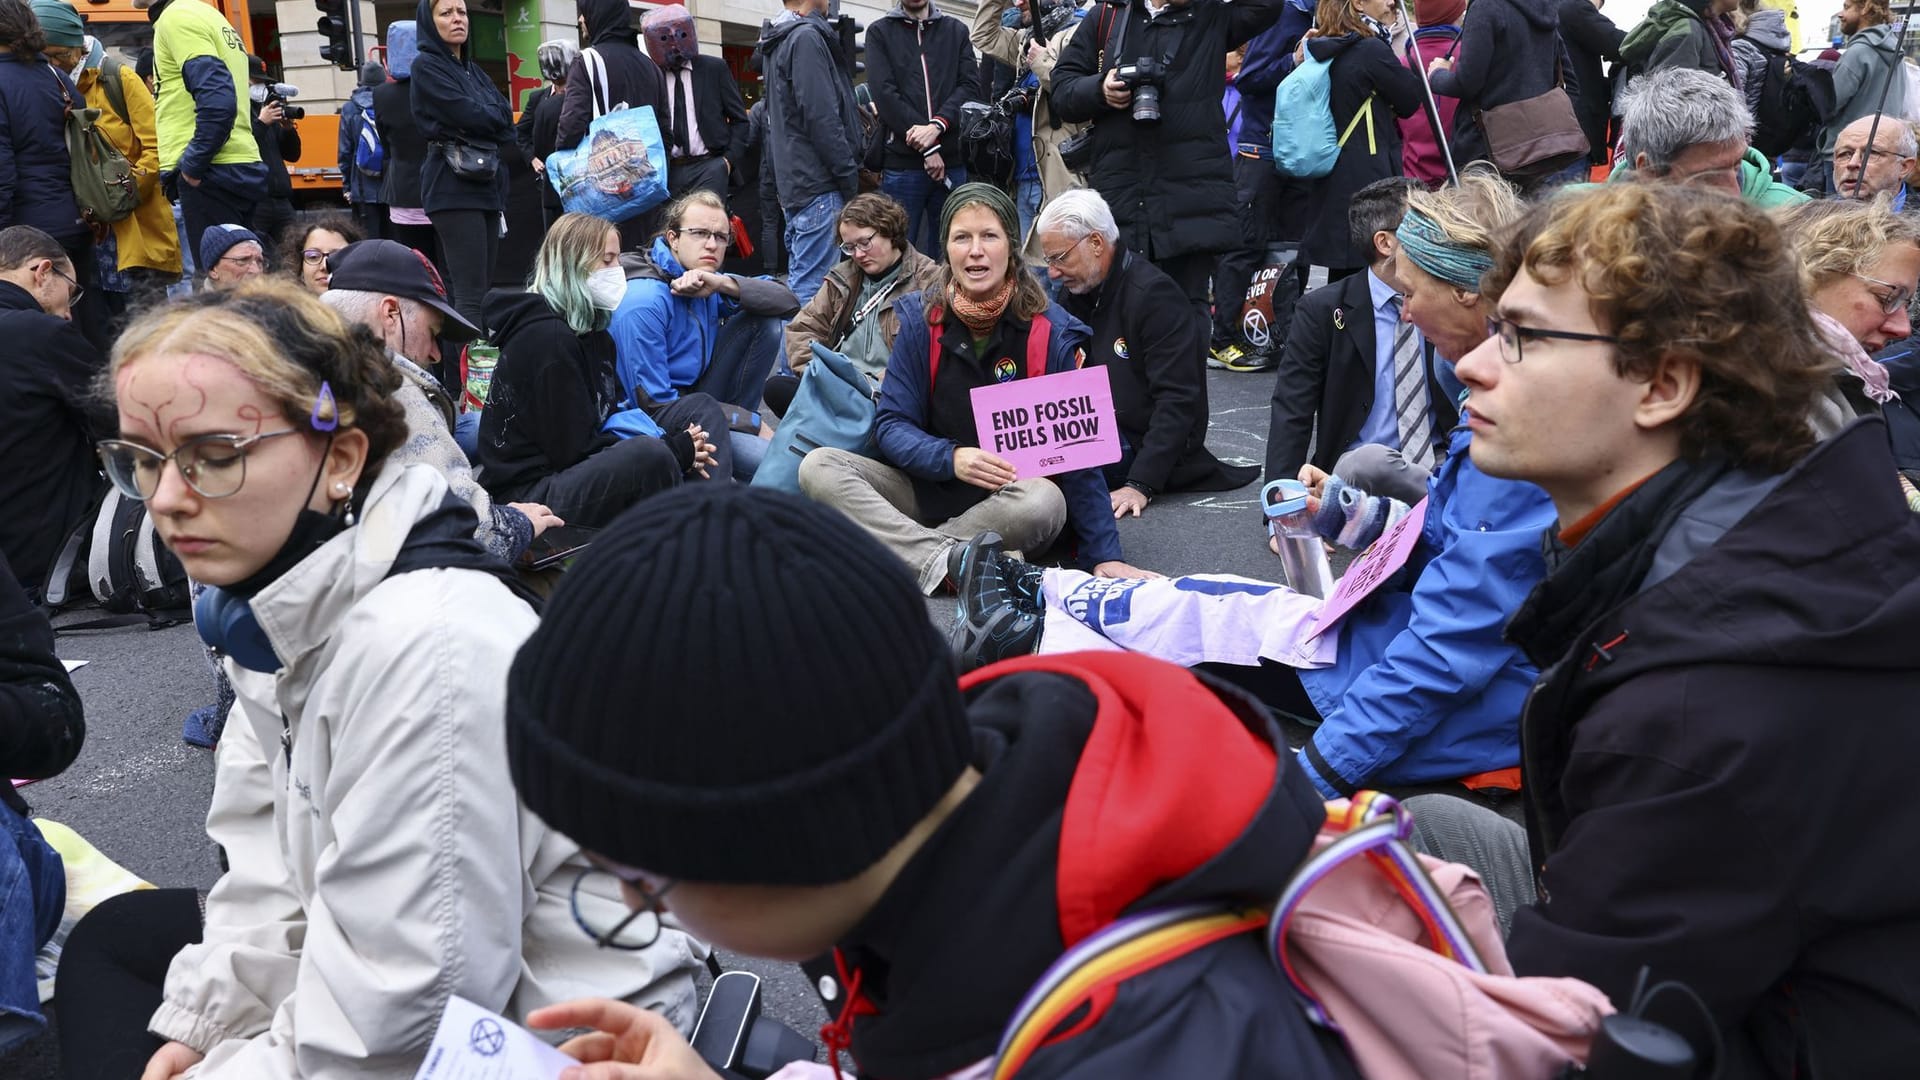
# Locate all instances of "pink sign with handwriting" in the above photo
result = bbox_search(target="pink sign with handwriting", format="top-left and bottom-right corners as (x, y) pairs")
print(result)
(1310, 498), (1430, 639)
(970, 366), (1123, 479)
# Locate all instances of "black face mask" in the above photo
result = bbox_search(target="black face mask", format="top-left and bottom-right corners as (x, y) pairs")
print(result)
(225, 435), (352, 599)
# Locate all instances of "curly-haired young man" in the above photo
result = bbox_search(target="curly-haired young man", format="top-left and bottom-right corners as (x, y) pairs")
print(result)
(1421, 182), (1920, 1077)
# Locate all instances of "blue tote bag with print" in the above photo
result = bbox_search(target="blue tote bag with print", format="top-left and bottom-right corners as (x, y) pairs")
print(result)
(546, 48), (670, 222)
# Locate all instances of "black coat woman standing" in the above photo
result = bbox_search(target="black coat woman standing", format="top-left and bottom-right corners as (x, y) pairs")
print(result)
(411, 0), (513, 331)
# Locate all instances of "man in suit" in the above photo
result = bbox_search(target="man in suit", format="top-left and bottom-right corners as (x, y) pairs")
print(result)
(1040, 189), (1259, 517)
(642, 6), (751, 204)
(1266, 177), (1456, 502)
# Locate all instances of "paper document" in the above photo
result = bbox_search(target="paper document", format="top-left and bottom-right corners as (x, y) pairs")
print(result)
(61, 660), (87, 672)
(413, 995), (576, 1080)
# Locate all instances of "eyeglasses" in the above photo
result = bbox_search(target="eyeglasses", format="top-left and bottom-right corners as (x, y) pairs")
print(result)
(1851, 272), (1914, 315)
(302, 248), (339, 266)
(219, 252), (267, 270)
(1485, 317), (1619, 364)
(1041, 233), (1090, 268)
(97, 430), (301, 500)
(569, 866), (676, 950)
(50, 263), (83, 305)
(675, 226), (731, 250)
(839, 230), (881, 256)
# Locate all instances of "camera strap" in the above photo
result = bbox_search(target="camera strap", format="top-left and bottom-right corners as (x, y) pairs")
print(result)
(1096, 0), (1130, 72)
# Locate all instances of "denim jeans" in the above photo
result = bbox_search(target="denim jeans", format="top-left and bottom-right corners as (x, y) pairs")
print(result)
(0, 803), (64, 1054)
(783, 192), (846, 307)
(1015, 176), (1043, 246)
(882, 166), (969, 256)
(729, 431), (768, 481)
(688, 314), (786, 412)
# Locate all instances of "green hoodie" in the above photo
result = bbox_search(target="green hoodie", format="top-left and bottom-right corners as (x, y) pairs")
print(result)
(1599, 147), (1810, 208)
(1620, 0), (1722, 79)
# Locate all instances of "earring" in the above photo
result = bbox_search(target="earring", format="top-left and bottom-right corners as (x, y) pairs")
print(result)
(334, 482), (350, 495)
(343, 506), (357, 528)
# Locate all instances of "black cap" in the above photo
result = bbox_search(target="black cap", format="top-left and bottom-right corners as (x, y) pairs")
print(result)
(505, 485), (973, 886)
(325, 240), (481, 339)
(247, 54), (269, 82)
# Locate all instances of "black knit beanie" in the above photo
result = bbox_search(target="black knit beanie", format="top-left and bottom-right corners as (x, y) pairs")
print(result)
(506, 485), (973, 886)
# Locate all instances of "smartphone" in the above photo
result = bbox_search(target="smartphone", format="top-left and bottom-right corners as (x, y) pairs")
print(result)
(518, 524), (597, 571)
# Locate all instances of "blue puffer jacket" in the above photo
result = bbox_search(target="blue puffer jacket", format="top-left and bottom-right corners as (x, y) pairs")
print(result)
(0, 53), (86, 245)
(876, 291), (1123, 567)
(1295, 422), (1556, 798)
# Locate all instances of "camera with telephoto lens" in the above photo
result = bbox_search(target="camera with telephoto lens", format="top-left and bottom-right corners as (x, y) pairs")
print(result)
(1114, 57), (1168, 123)
(266, 83), (304, 121)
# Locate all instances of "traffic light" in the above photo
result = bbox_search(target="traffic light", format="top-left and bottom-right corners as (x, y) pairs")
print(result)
(316, 0), (354, 69)
(833, 15), (863, 80)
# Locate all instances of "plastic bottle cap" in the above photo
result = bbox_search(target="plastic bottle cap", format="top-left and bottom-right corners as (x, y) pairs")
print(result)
(1262, 478), (1311, 519)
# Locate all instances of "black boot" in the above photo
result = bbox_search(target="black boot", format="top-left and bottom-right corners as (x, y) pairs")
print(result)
(947, 532), (1043, 672)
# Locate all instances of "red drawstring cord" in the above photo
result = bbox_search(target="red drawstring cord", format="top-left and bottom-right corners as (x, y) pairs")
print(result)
(819, 948), (878, 1080)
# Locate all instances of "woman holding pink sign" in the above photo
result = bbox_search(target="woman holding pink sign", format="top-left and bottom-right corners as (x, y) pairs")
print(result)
(797, 182), (1152, 594)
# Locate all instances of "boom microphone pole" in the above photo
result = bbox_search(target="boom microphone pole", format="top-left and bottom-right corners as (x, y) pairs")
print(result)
(1850, 0), (1920, 199)
(1395, 0), (1460, 186)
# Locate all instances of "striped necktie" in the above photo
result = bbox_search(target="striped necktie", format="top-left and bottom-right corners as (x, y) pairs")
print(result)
(1387, 297), (1434, 472)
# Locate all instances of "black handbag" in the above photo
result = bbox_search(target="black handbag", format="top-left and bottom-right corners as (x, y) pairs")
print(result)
(438, 138), (498, 182)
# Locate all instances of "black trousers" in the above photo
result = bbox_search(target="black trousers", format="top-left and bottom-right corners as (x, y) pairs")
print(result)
(176, 181), (256, 271)
(252, 196), (298, 267)
(644, 393), (734, 483)
(1211, 155), (1286, 348)
(430, 208), (500, 332)
(521, 434), (683, 528)
(668, 155), (730, 203)
(1151, 250), (1218, 351)
(54, 888), (203, 1080)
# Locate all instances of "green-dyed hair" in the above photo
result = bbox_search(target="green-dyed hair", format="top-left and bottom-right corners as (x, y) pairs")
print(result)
(532, 213), (617, 334)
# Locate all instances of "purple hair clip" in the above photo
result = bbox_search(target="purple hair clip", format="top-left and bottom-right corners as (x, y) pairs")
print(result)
(310, 381), (340, 432)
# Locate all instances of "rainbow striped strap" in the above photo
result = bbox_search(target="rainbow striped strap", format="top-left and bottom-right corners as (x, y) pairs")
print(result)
(1267, 792), (1490, 1029)
(991, 904), (1267, 1080)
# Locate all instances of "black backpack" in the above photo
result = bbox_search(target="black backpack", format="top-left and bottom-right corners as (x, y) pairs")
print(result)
(1752, 46), (1829, 158)
(43, 488), (192, 629)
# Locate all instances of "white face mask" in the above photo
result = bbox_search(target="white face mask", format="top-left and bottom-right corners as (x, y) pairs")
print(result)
(586, 266), (627, 310)
(249, 82), (270, 104)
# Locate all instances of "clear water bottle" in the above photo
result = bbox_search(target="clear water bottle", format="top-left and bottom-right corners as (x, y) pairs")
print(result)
(1263, 479), (1334, 599)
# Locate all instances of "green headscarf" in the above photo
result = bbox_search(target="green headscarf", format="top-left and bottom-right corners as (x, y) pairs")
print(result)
(938, 181), (1021, 250)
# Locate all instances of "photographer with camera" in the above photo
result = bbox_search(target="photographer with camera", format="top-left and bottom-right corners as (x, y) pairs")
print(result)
(1051, 0), (1285, 339)
(868, 0), (981, 255)
(245, 54), (302, 266)
(972, 0), (1088, 249)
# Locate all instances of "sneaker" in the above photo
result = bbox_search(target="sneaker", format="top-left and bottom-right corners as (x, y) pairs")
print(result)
(947, 532), (1043, 672)
(182, 704), (223, 750)
(1205, 342), (1247, 369)
(1220, 344), (1278, 373)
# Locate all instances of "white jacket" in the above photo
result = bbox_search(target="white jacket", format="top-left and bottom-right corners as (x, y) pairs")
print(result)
(151, 464), (703, 1079)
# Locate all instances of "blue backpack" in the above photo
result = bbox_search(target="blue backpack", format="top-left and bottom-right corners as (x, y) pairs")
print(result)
(1272, 49), (1376, 179)
(355, 100), (385, 179)
(752, 343), (880, 495)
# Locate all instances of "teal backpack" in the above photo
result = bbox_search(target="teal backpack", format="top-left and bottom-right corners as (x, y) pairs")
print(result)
(1272, 49), (1377, 179)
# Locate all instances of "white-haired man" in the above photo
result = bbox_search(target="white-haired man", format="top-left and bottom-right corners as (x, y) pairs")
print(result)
(322, 239), (560, 563)
(1038, 189), (1256, 517)
(1832, 113), (1917, 206)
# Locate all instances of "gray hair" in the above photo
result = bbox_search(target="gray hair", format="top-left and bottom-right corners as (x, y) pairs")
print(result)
(1617, 67), (1755, 174)
(321, 288), (429, 334)
(1838, 113), (1920, 159)
(1035, 188), (1120, 244)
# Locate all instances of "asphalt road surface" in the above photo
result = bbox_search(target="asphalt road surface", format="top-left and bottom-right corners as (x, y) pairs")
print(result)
(4, 366), (1290, 1079)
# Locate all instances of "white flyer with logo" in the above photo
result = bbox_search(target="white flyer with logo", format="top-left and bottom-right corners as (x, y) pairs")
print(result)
(413, 995), (577, 1080)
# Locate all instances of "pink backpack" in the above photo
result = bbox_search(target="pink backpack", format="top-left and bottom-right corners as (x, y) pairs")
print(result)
(994, 792), (1615, 1080)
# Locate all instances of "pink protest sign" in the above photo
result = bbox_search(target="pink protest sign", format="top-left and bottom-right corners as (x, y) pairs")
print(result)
(1310, 498), (1430, 639)
(970, 366), (1123, 479)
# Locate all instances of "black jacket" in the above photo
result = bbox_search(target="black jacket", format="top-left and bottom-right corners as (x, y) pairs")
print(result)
(409, 0), (513, 214)
(0, 551), (82, 818)
(1427, 0), (1569, 168)
(755, 12), (864, 209)
(659, 54), (750, 168)
(0, 53), (86, 244)
(476, 289), (625, 501)
(1505, 422), (1920, 1078)
(0, 281), (104, 593)
(1298, 34), (1422, 270)
(1558, 0), (1624, 165)
(372, 77), (428, 210)
(1051, 0), (1285, 261)
(1265, 271), (1454, 483)
(807, 654), (1359, 1080)
(516, 84), (565, 212)
(1062, 249), (1254, 493)
(557, 0), (668, 154)
(250, 105), (302, 199)
(865, 7), (982, 170)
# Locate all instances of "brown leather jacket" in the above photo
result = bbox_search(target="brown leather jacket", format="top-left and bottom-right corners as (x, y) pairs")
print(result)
(783, 245), (940, 375)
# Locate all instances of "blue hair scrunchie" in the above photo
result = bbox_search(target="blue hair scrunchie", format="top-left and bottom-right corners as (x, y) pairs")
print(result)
(1395, 208), (1493, 292)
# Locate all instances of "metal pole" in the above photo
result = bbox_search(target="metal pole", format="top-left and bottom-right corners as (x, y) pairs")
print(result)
(1850, 0), (1919, 199)
(1394, 0), (1459, 186)
(347, 0), (365, 70)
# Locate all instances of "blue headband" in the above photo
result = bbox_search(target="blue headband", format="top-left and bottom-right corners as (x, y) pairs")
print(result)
(1395, 208), (1492, 292)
